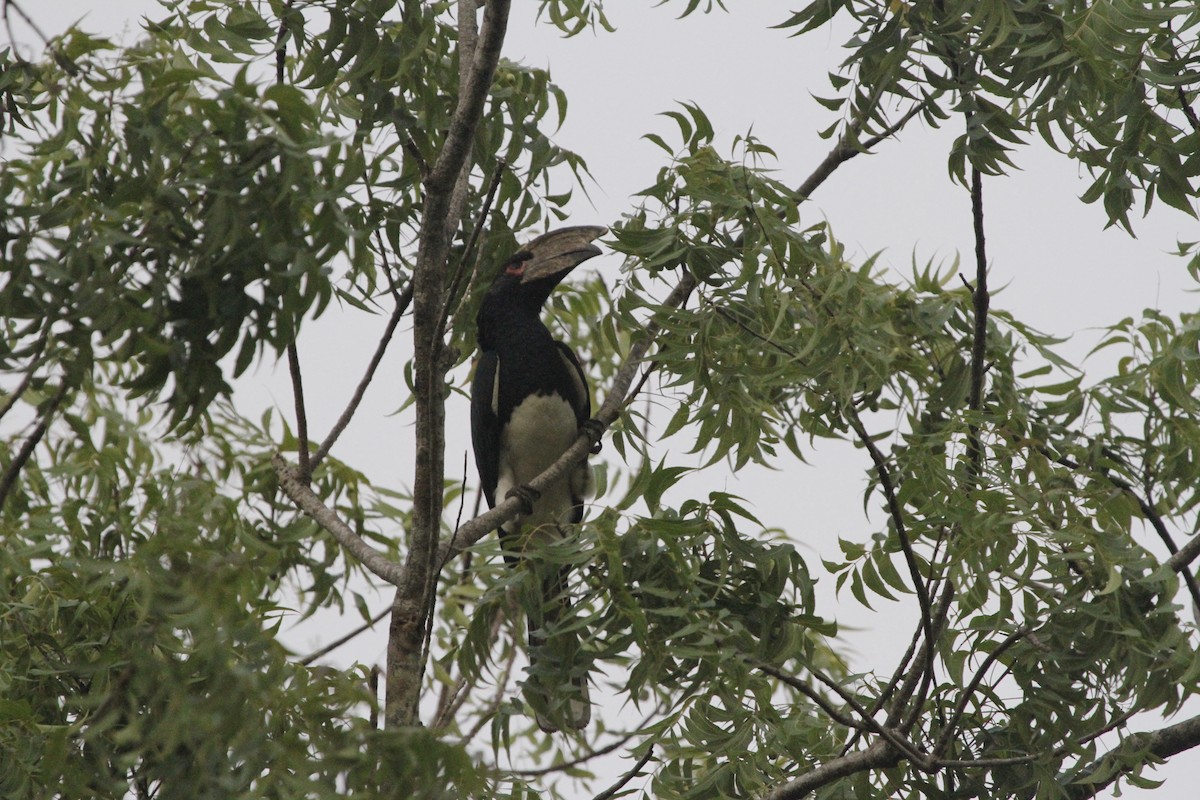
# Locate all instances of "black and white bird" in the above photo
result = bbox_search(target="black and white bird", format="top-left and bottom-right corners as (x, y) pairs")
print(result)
(470, 225), (605, 732)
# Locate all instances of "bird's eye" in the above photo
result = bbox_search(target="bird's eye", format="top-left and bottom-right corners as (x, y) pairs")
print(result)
(503, 250), (533, 276)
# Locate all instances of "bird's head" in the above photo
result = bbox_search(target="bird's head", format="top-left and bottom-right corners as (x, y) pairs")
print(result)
(483, 225), (607, 311)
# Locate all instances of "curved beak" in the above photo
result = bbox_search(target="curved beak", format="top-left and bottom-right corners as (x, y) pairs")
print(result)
(517, 225), (607, 284)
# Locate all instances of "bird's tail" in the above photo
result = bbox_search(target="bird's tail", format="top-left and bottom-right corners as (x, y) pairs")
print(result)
(525, 567), (591, 733)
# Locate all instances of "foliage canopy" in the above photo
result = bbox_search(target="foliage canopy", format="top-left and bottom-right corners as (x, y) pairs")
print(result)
(2, 1), (1200, 799)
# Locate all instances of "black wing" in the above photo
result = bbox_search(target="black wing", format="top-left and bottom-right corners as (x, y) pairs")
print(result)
(470, 351), (501, 508)
(553, 341), (591, 426)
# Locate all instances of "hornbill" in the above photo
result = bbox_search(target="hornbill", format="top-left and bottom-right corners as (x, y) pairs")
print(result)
(470, 225), (605, 732)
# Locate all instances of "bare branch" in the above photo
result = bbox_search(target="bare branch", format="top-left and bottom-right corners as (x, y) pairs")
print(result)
(964, 166), (990, 475)
(591, 746), (656, 800)
(272, 454), (403, 585)
(0, 382), (68, 509)
(758, 741), (898, 800)
(843, 406), (936, 705)
(300, 605), (391, 666)
(794, 92), (933, 202)
(286, 344), (312, 481)
(1168, 534), (1200, 575)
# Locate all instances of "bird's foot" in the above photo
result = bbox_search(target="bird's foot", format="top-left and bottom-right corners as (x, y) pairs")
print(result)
(580, 418), (605, 455)
(505, 484), (541, 514)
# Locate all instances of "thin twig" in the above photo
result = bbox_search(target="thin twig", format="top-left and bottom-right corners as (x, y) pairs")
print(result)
(300, 606), (391, 666)
(457, 616), (517, 747)
(794, 89), (931, 202)
(434, 157), (508, 351)
(844, 406), (936, 704)
(931, 623), (1033, 756)
(311, 282), (414, 469)
(3, 0), (79, 73)
(591, 746), (656, 800)
(403, 137), (431, 179)
(0, 329), (49, 424)
(1176, 86), (1200, 135)
(755, 662), (868, 732)
(0, 382), (68, 508)
(510, 713), (658, 777)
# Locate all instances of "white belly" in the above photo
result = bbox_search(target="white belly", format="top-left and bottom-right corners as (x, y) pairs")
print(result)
(496, 393), (591, 537)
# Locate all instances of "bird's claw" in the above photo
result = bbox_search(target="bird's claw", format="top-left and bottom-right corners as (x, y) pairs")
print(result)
(505, 484), (541, 514)
(580, 418), (605, 455)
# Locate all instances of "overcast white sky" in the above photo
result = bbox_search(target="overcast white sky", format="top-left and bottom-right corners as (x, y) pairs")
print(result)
(16, 2), (1200, 797)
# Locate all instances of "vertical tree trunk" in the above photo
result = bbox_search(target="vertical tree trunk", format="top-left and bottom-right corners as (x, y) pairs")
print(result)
(384, 0), (510, 730)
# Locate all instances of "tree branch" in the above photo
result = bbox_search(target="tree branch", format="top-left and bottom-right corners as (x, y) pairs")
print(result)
(793, 88), (933, 202)
(0, 382), (67, 509)
(843, 405), (936, 714)
(1065, 712), (1200, 800)
(272, 454), (404, 585)
(964, 166), (990, 475)
(310, 282), (414, 470)
(591, 746), (656, 800)
(388, 0), (511, 730)
(759, 741), (898, 800)
(300, 605), (391, 666)
(1168, 534), (1200, 574)
(286, 343), (311, 481)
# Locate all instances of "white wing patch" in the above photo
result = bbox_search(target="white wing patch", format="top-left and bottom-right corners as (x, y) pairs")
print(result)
(557, 347), (587, 410)
(490, 360), (501, 416)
